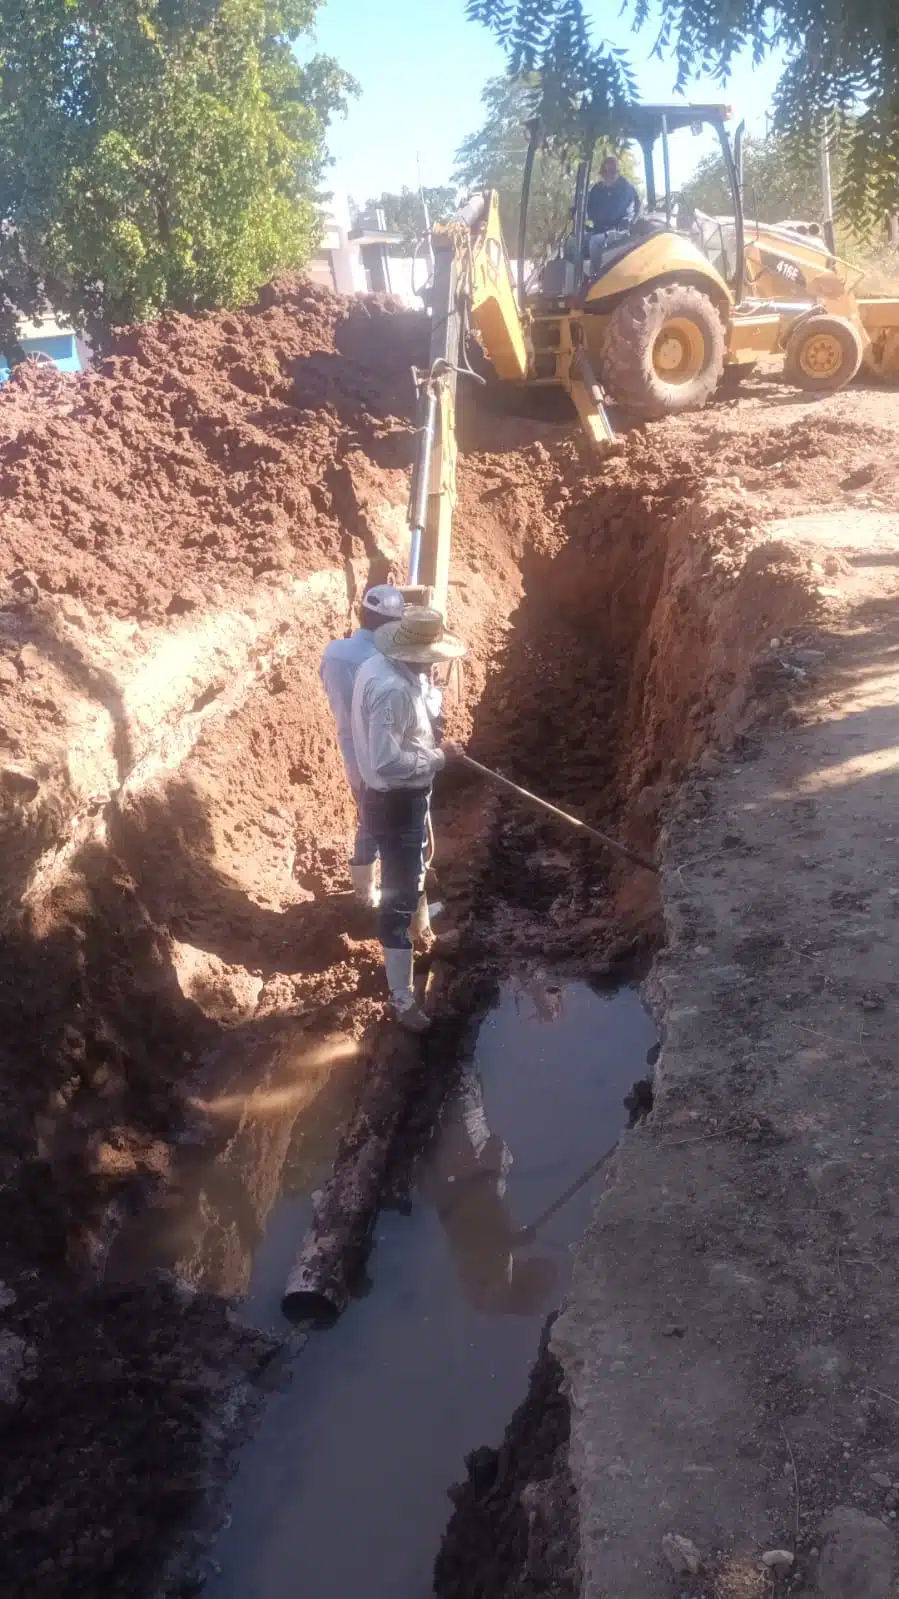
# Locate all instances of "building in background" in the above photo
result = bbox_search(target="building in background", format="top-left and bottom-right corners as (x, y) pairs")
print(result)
(307, 193), (421, 304)
(0, 317), (83, 383)
(350, 210), (405, 296)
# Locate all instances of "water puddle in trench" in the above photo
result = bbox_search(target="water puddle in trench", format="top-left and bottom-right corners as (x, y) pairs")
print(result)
(204, 977), (657, 1599)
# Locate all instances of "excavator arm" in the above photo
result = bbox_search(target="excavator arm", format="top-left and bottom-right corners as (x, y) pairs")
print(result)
(403, 192), (528, 618)
(403, 189), (614, 619)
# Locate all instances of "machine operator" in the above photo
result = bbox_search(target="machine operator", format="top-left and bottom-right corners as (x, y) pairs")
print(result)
(586, 155), (641, 274)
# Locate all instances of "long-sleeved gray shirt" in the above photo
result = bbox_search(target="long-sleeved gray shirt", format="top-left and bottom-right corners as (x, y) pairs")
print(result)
(351, 652), (446, 791)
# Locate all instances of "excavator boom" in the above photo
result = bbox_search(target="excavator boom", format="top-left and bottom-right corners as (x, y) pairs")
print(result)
(403, 188), (613, 619)
(404, 191), (527, 618)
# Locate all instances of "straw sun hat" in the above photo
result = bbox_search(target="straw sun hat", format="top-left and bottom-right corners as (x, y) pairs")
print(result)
(375, 606), (466, 665)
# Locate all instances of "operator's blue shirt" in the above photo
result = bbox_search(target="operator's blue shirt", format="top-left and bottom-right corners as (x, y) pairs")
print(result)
(587, 176), (640, 232)
(320, 627), (379, 792)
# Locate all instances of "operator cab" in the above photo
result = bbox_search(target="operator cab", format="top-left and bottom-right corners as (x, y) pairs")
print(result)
(533, 103), (744, 302)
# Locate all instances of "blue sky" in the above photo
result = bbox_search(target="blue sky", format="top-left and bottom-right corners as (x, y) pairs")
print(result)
(307, 0), (786, 206)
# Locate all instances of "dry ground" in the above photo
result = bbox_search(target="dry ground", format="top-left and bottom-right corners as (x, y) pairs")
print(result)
(556, 380), (899, 1599)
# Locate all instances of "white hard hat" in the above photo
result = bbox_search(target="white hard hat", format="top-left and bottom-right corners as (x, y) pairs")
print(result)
(362, 584), (405, 620)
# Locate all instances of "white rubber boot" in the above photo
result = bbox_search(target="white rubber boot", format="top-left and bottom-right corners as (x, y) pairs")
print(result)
(350, 862), (380, 909)
(383, 946), (431, 1033)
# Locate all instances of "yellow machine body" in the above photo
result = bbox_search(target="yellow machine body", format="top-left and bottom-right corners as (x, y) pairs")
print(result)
(584, 232), (733, 311)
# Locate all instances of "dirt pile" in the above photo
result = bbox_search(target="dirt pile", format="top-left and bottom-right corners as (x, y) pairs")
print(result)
(0, 278), (423, 621)
(0, 281), (431, 1599)
(666, 402), (899, 521)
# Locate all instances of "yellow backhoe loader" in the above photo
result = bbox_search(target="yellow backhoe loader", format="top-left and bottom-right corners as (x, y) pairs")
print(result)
(526, 103), (899, 412)
(404, 101), (899, 613)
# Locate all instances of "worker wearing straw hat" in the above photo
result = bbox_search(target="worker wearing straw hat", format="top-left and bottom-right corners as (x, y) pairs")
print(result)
(351, 606), (466, 1032)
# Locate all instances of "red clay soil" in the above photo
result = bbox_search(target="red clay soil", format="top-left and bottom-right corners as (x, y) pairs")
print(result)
(0, 281), (430, 1599)
(0, 280), (872, 1597)
(0, 278), (421, 621)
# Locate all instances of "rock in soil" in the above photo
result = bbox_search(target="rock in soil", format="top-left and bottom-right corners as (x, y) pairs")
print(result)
(761, 1548), (794, 1572)
(816, 1506), (895, 1599)
(661, 1533), (702, 1575)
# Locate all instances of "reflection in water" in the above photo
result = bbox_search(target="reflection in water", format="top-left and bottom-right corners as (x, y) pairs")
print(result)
(207, 979), (659, 1599)
(107, 1026), (364, 1298)
(511, 967), (565, 1025)
(422, 1069), (558, 1316)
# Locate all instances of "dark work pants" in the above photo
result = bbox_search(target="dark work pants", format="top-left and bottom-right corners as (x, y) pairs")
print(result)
(360, 785), (429, 950)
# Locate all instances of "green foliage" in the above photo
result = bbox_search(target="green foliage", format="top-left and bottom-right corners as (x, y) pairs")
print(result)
(354, 187), (459, 244)
(453, 74), (638, 263)
(681, 133), (837, 223)
(678, 126), (899, 263)
(467, 0), (899, 223)
(0, 0), (356, 351)
(466, 0), (636, 160)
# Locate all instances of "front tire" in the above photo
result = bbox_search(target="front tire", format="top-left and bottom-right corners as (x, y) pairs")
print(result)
(601, 282), (727, 417)
(783, 314), (863, 392)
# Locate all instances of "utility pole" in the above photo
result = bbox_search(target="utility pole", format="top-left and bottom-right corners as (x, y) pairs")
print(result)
(416, 150), (435, 275)
(819, 118), (837, 254)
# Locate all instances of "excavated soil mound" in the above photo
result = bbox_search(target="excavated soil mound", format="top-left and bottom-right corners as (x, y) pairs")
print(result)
(0, 278), (423, 620)
(0, 279), (852, 1597)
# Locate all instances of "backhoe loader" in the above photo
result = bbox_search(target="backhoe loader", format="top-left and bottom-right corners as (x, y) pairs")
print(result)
(403, 101), (899, 615)
(526, 103), (899, 411)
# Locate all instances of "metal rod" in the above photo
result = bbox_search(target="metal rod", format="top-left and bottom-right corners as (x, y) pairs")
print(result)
(571, 347), (615, 444)
(572, 160), (590, 289)
(661, 114), (672, 227)
(416, 149), (435, 276)
(819, 118), (836, 255)
(718, 117), (746, 305)
(518, 118), (541, 313)
(514, 1144), (617, 1246)
(733, 299), (818, 317)
(458, 754), (658, 873)
(640, 137), (656, 212)
(407, 380), (438, 586)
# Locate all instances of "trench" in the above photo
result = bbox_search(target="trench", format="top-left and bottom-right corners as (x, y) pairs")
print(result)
(99, 425), (810, 1596)
(0, 291), (828, 1598)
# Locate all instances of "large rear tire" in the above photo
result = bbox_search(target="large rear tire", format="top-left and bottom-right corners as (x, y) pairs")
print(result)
(783, 314), (863, 392)
(600, 282), (727, 417)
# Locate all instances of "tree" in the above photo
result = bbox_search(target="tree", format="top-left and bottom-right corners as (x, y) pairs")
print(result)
(681, 133), (840, 224)
(453, 75), (638, 264)
(466, 0), (899, 223)
(353, 187), (459, 245)
(0, 0), (356, 352)
(465, 1), (635, 162)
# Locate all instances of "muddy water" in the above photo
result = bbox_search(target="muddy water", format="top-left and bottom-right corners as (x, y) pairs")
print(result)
(206, 978), (657, 1599)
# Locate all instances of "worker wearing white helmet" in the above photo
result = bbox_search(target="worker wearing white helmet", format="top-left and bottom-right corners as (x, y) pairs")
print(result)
(351, 606), (466, 1032)
(319, 583), (405, 906)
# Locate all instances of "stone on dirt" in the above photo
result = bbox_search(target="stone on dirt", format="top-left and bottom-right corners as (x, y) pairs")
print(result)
(816, 1506), (895, 1599)
(661, 1533), (702, 1575)
(760, 1548), (794, 1571)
